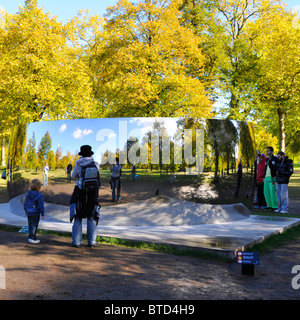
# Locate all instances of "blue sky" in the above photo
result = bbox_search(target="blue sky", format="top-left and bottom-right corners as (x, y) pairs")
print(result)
(0, 0), (299, 23)
(0, 0), (141, 23)
(0, 0), (119, 22)
(26, 118), (180, 163)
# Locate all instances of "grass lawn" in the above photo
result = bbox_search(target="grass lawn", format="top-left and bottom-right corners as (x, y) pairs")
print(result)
(13, 167), (206, 185)
(288, 169), (300, 199)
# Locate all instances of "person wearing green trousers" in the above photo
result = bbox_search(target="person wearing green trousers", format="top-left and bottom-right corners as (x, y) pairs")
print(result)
(263, 146), (278, 210)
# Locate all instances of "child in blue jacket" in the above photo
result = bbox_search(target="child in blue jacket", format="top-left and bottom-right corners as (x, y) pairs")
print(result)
(24, 179), (45, 243)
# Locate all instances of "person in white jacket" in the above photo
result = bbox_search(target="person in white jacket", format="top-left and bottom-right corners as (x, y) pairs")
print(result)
(43, 163), (49, 187)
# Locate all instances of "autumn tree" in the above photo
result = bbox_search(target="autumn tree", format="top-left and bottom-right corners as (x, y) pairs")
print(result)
(0, 0), (93, 126)
(55, 147), (62, 169)
(253, 124), (278, 155)
(47, 150), (56, 169)
(238, 121), (256, 169)
(216, 0), (287, 120)
(25, 131), (37, 170)
(7, 123), (28, 169)
(37, 131), (52, 166)
(180, 0), (283, 120)
(87, 0), (212, 118)
(247, 7), (300, 152)
(179, 0), (229, 104)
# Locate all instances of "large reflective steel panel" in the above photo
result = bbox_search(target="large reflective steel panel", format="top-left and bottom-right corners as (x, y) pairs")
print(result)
(1, 118), (256, 206)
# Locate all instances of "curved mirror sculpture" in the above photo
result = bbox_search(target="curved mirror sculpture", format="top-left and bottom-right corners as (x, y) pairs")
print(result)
(1, 117), (257, 206)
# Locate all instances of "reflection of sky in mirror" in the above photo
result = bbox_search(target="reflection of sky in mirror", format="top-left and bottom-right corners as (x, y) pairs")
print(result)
(26, 118), (181, 163)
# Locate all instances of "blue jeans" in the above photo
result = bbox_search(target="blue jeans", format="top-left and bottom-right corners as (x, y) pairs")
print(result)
(72, 216), (98, 246)
(111, 178), (120, 201)
(44, 174), (48, 187)
(28, 214), (40, 240)
(277, 183), (289, 212)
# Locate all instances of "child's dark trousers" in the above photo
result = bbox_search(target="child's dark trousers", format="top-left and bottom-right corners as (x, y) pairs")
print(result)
(27, 214), (40, 240)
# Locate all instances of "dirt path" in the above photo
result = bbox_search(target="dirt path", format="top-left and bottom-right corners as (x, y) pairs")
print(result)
(0, 229), (299, 300)
(1, 172), (299, 300)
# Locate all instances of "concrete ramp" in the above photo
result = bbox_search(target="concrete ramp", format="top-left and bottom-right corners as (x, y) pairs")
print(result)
(98, 195), (250, 226)
(3, 194), (300, 259)
(9, 194), (250, 226)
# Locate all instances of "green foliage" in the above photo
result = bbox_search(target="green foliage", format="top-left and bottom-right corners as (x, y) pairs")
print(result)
(86, 0), (212, 118)
(37, 131), (52, 164)
(0, 0), (299, 158)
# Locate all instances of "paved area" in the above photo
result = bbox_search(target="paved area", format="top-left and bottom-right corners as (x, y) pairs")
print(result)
(1, 194), (300, 259)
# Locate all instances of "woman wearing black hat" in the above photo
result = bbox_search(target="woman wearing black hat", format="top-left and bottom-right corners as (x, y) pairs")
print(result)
(70, 145), (100, 247)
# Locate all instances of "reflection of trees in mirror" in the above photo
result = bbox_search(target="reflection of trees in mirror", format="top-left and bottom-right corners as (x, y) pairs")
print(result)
(2, 118), (257, 207)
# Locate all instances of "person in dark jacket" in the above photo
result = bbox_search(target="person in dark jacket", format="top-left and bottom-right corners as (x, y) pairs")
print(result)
(110, 157), (122, 203)
(263, 146), (278, 210)
(274, 151), (293, 214)
(24, 179), (45, 243)
(66, 163), (72, 183)
(70, 145), (100, 248)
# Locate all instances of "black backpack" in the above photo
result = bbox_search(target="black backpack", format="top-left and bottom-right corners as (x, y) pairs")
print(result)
(80, 161), (100, 192)
(76, 162), (100, 219)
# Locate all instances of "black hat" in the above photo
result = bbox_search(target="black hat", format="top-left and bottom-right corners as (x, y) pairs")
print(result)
(78, 145), (94, 157)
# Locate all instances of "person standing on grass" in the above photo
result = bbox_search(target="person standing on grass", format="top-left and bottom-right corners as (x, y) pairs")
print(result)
(67, 162), (73, 183)
(24, 179), (45, 244)
(263, 146), (278, 211)
(44, 163), (49, 187)
(254, 154), (267, 209)
(274, 151), (294, 214)
(110, 157), (122, 203)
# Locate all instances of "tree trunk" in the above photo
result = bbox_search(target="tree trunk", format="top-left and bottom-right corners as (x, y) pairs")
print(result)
(277, 107), (286, 152)
(1, 138), (6, 167)
(229, 93), (239, 118)
(214, 150), (219, 182)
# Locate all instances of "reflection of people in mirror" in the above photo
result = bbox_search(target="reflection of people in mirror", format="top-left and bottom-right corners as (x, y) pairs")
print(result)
(67, 163), (73, 183)
(43, 163), (49, 187)
(110, 157), (122, 203)
(130, 165), (136, 181)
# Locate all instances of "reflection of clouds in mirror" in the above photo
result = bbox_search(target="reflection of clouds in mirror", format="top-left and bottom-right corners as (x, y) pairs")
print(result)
(20, 117), (253, 179)
(58, 123), (67, 133)
(72, 128), (94, 139)
(26, 118), (184, 162)
(129, 117), (179, 138)
(5, 117), (257, 205)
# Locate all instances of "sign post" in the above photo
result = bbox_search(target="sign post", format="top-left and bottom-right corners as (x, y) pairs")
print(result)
(237, 251), (259, 276)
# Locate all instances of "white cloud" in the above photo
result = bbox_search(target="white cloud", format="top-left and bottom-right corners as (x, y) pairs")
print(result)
(292, 5), (300, 29)
(73, 128), (83, 139)
(292, 5), (300, 13)
(130, 117), (179, 137)
(108, 132), (117, 139)
(59, 123), (67, 133)
(83, 129), (93, 136)
(73, 128), (93, 139)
